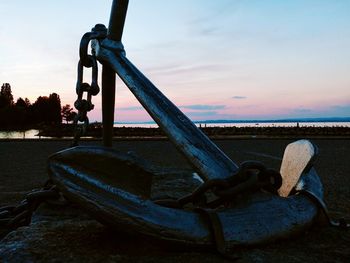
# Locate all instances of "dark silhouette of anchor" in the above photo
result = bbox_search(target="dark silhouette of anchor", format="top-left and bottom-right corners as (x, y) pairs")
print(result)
(48, 0), (345, 254)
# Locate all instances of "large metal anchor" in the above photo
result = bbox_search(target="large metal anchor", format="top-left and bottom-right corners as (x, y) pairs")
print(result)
(48, 0), (345, 253)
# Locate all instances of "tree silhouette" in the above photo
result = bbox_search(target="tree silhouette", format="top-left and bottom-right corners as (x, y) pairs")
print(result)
(0, 83), (69, 129)
(61, 104), (77, 124)
(31, 93), (62, 125)
(0, 83), (14, 108)
(48, 93), (62, 124)
(16, 98), (27, 108)
(12, 97), (32, 126)
(24, 98), (31, 107)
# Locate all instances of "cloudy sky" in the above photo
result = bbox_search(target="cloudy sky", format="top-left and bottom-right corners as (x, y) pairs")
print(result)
(0, 0), (349, 122)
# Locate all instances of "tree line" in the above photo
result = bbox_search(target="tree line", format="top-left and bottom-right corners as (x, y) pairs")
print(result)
(0, 83), (76, 129)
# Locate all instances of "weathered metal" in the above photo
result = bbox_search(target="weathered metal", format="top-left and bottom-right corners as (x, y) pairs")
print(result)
(79, 24), (108, 68)
(84, 1), (239, 180)
(48, 140), (323, 247)
(278, 139), (318, 197)
(101, 65), (116, 147)
(45, 0), (346, 253)
(94, 40), (238, 181)
(72, 24), (107, 146)
(155, 161), (282, 209)
(0, 183), (60, 239)
(100, 0), (129, 146)
(107, 0), (129, 41)
(294, 167), (350, 228)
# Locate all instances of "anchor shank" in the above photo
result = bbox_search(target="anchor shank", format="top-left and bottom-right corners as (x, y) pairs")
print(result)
(96, 43), (239, 181)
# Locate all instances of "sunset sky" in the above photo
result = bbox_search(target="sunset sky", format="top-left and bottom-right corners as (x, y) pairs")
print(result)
(0, 0), (349, 122)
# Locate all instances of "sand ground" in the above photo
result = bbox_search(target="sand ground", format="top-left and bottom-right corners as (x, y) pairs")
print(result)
(0, 138), (349, 262)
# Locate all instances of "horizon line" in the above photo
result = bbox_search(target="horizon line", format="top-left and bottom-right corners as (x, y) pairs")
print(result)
(109, 116), (350, 125)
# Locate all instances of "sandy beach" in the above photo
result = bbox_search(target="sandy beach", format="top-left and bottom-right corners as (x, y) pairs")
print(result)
(1, 138), (349, 262)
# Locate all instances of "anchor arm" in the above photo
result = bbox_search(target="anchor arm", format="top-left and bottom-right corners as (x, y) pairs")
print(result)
(95, 40), (238, 181)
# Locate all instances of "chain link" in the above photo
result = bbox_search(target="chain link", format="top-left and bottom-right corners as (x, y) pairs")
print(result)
(154, 161), (282, 209)
(71, 24), (107, 146)
(0, 181), (65, 239)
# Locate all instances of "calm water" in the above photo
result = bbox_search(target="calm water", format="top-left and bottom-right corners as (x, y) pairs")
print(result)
(114, 122), (350, 128)
(0, 129), (40, 139)
(0, 122), (349, 139)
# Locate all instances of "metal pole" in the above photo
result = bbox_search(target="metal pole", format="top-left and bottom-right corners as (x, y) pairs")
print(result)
(101, 0), (129, 146)
(101, 66), (115, 147)
(108, 0), (129, 41)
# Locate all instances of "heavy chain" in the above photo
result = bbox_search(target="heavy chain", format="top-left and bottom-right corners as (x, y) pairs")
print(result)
(154, 161), (282, 209)
(0, 181), (64, 239)
(71, 24), (107, 146)
(154, 161), (283, 258)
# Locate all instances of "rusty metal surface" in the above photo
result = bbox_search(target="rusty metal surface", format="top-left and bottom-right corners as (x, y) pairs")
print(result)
(48, 146), (322, 247)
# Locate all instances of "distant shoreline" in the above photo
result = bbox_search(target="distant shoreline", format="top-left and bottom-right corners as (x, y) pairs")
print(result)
(1, 118), (349, 132)
(37, 125), (350, 138)
(1, 122), (349, 140)
(114, 117), (350, 125)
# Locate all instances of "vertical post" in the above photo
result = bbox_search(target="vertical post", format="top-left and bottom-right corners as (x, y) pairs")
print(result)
(108, 0), (129, 41)
(101, 0), (129, 147)
(102, 66), (115, 147)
